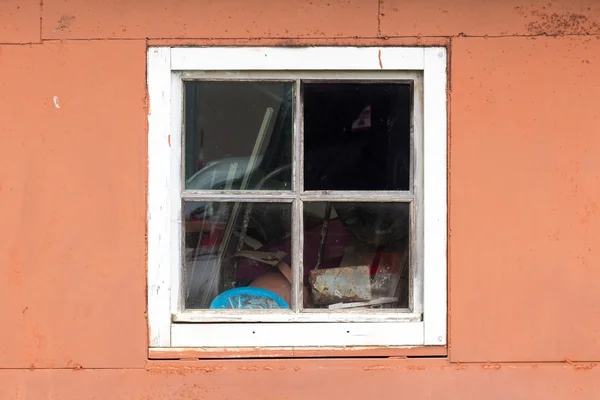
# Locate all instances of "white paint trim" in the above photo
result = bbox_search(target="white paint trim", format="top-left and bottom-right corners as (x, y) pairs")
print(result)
(422, 47), (448, 345)
(147, 48), (172, 347)
(147, 46), (448, 349)
(172, 322), (425, 348)
(169, 72), (184, 315)
(171, 47), (425, 71)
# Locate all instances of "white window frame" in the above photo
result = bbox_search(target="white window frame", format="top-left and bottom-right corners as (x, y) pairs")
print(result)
(147, 47), (447, 350)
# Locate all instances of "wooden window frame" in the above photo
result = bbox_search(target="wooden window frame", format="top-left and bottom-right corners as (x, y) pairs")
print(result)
(147, 47), (447, 353)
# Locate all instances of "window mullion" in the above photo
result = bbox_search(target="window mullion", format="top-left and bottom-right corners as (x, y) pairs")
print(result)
(294, 79), (304, 193)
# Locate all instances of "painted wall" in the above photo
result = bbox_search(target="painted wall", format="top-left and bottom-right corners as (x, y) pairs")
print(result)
(1, 0), (600, 398)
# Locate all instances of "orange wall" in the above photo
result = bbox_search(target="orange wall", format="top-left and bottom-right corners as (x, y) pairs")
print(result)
(1, 1), (600, 398)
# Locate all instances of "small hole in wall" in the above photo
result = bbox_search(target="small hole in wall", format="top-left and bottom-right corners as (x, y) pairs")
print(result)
(346, 330), (350, 334)
(252, 331), (256, 334)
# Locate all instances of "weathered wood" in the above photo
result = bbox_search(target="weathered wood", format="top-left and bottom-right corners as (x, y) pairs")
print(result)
(172, 309), (419, 323)
(147, 47), (173, 347)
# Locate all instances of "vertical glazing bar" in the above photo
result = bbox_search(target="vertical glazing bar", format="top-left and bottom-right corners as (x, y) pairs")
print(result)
(291, 80), (304, 312)
(291, 199), (304, 312)
(295, 80), (304, 193)
(408, 80), (415, 193)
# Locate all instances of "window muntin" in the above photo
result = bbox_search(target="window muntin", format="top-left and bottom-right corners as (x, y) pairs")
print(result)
(147, 47), (447, 349)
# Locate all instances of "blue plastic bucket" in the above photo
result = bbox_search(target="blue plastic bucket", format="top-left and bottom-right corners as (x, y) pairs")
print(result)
(209, 287), (290, 309)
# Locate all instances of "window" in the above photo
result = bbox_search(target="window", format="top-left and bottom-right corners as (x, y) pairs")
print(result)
(147, 47), (447, 351)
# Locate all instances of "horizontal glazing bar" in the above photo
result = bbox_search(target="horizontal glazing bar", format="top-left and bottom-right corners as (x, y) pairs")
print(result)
(182, 191), (414, 202)
(182, 191), (296, 202)
(300, 191), (414, 202)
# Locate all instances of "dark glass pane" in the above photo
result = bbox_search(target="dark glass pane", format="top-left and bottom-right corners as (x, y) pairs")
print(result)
(300, 202), (410, 309)
(303, 83), (411, 191)
(184, 201), (292, 309)
(184, 82), (293, 191)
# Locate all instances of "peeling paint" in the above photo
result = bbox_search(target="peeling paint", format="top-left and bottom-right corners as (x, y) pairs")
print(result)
(237, 366), (260, 372)
(406, 365), (426, 371)
(52, 15), (75, 33)
(363, 365), (395, 371)
(513, 6), (600, 35)
(573, 363), (597, 371)
(565, 359), (597, 370)
(53, 96), (60, 109)
(527, 11), (600, 35)
(481, 363), (502, 370)
(147, 365), (224, 375)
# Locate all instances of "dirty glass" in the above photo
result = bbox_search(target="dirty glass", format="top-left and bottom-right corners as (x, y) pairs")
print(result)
(303, 82), (412, 191)
(184, 201), (292, 309)
(184, 81), (294, 191)
(302, 202), (410, 309)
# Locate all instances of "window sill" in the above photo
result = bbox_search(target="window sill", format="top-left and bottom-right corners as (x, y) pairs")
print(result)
(148, 345), (447, 360)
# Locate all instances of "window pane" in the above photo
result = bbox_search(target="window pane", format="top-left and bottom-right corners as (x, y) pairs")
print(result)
(184, 201), (292, 309)
(303, 83), (411, 191)
(184, 82), (293, 191)
(301, 202), (410, 309)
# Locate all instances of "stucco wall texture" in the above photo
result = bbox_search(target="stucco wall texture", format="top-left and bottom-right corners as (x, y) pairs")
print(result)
(1, 1), (599, 398)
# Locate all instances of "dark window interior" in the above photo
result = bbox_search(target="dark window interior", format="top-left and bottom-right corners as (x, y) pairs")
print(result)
(303, 82), (412, 191)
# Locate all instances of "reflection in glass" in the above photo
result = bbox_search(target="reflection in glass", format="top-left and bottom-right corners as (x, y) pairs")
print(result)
(303, 83), (412, 191)
(300, 202), (410, 309)
(184, 81), (293, 191)
(184, 201), (292, 309)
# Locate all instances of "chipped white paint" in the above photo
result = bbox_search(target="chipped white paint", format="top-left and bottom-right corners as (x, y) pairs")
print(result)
(147, 47), (448, 349)
(171, 47), (424, 71)
(169, 72), (183, 316)
(53, 96), (60, 109)
(147, 48), (172, 347)
(423, 47), (448, 345)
